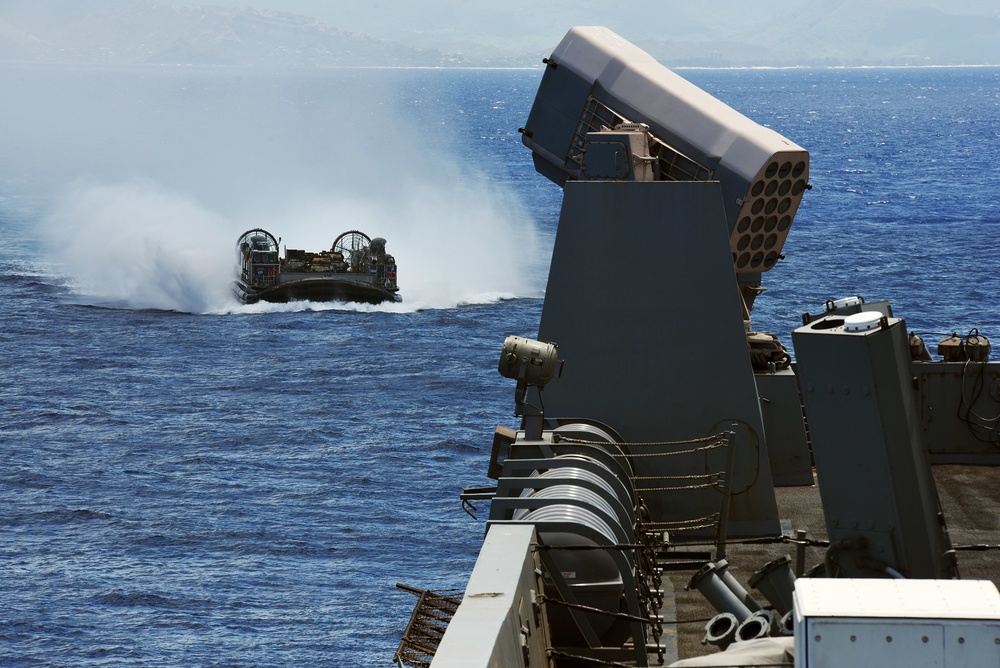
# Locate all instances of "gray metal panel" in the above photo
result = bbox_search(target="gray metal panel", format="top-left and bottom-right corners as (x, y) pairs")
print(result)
(916, 361), (1000, 463)
(792, 315), (957, 578)
(522, 59), (594, 185)
(537, 179), (779, 537)
(754, 370), (814, 486)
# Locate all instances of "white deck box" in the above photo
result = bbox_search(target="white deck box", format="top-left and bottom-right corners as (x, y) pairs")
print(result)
(793, 579), (1000, 667)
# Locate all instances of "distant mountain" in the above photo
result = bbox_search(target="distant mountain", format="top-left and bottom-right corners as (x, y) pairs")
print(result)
(0, 2), (470, 67)
(0, 1), (997, 67)
(635, 3), (1000, 67)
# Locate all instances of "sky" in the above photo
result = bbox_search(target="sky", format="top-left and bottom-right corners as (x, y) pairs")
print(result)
(149, 0), (1000, 52)
(3, 0), (997, 65)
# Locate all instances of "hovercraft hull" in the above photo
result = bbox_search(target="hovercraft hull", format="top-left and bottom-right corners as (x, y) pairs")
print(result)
(237, 276), (401, 305)
(234, 228), (400, 306)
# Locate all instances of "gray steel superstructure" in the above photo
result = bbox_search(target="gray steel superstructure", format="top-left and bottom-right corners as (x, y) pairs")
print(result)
(396, 27), (1000, 668)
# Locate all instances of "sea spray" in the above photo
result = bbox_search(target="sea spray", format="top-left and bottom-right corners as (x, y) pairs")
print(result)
(41, 176), (546, 314)
(41, 178), (238, 313)
(19, 65), (549, 314)
(266, 181), (547, 311)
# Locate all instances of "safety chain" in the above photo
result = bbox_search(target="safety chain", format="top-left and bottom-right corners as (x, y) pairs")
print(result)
(643, 513), (719, 529)
(537, 595), (655, 625)
(667, 534), (831, 548)
(632, 472), (722, 481)
(659, 522), (718, 533)
(534, 542), (655, 551)
(953, 543), (1000, 551)
(535, 539), (666, 667)
(635, 481), (724, 493)
(554, 433), (724, 448)
(609, 443), (725, 458)
(546, 649), (637, 668)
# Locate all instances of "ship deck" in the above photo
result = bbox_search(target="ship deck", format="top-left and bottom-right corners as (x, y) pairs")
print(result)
(663, 463), (1000, 663)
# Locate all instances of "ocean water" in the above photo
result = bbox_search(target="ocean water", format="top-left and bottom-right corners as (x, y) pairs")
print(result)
(1, 64), (998, 666)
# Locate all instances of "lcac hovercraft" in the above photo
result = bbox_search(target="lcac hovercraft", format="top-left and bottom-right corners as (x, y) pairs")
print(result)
(234, 228), (400, 305)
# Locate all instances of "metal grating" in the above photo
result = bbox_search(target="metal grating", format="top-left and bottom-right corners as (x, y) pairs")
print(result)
(393, 584), (461, 668)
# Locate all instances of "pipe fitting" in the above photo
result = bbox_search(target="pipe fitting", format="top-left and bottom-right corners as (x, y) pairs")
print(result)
(714, 559), (763, 612)
(735, 614), (771, 643)
(702, 612), (739, 650)
(687, 563), (753, 621)
(748, 555), (797, 616)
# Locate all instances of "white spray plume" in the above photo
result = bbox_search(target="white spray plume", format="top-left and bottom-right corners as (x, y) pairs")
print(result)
(42, 172), (545, 314)
(42, 179), (238, 313)
(269, 177), (545, 311)
(21, 66), (547, 313)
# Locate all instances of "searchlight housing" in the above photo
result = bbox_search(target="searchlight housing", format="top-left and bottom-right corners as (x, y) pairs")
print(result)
(498, 335), (562, 408)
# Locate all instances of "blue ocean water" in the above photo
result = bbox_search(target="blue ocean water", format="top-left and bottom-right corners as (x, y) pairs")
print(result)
(1, 64), (998, 666)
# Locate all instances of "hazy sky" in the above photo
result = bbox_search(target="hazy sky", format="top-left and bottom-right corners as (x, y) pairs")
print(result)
(4, 0), (997, 64)
(150, 0), (1000, 51)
